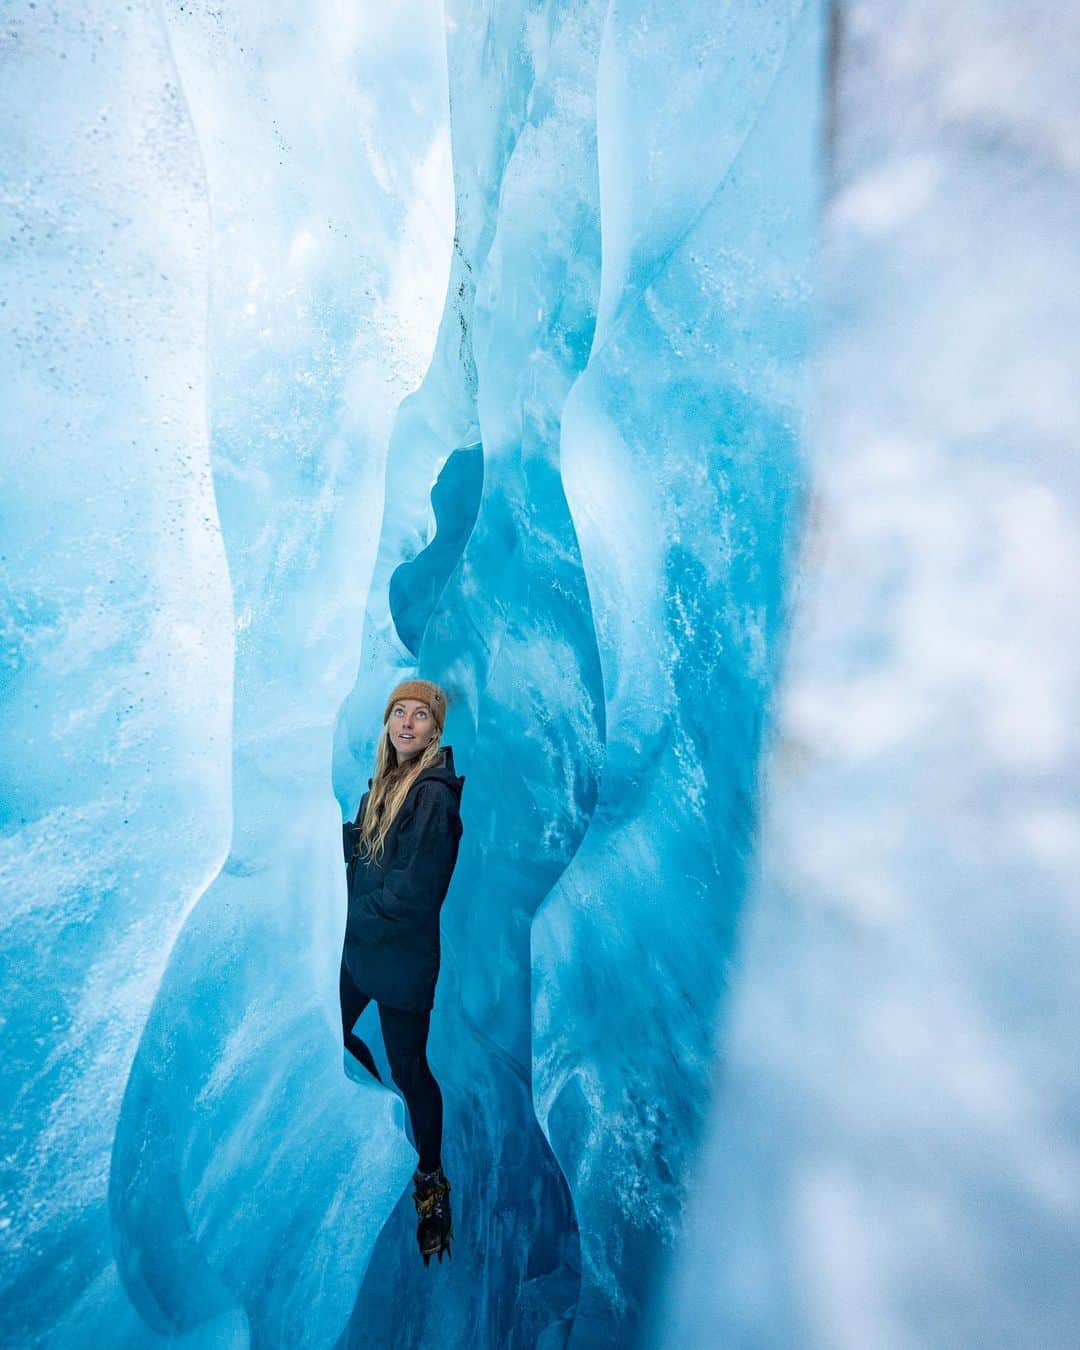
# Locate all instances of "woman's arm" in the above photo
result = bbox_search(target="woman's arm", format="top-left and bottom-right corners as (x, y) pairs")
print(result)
(343, 792), (369, 865)
(348, 783), (460, 944)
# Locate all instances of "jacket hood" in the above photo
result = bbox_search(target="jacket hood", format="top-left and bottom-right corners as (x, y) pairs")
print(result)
(367, 744), (465, 806)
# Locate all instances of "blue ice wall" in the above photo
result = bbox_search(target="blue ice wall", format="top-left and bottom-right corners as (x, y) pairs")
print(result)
(3, 1), (453, 1344)
(335, 0), (822, 1342)
(2, 1), (823, 1347)
(106, 4), (457, 1347)
(533, 2), (824, 1340)
(0, 3), (233, 1342)
(332, 2), (609, 1342)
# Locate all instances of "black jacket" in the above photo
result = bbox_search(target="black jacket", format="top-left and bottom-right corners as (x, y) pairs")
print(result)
(341, 745), (465, 1012)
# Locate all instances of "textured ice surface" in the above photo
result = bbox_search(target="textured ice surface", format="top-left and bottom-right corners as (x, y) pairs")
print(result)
(3, 0), (826, 1346)
(531, 1), (824, 1342)
(661, 4), (1080, 1348)
(3, 1), (452, 1345)
(333, 2), (608, 1342)
(107, 4), (456, 1347)
(0, 3), (232, 1341)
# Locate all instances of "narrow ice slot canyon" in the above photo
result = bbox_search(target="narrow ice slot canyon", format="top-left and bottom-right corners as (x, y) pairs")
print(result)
(3, 2), (1078, 1349)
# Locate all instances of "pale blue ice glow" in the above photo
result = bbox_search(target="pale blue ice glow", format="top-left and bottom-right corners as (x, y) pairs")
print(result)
(3, 0), (818, 1342)
(9, 2), (1072, 1349)
(662, 5), (1080, 1347)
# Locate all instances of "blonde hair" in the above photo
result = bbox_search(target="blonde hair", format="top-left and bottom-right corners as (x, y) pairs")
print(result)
(356, 717), (445, 865)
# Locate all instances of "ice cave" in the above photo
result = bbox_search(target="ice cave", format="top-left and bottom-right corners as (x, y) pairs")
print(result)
(1, 1), (1077, 1347)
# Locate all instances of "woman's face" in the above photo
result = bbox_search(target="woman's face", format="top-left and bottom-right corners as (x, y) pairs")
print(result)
(388, 698), (437, 761)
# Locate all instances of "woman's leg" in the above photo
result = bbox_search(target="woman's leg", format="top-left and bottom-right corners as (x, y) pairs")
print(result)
(379, 1004), (443, 1173)
(339, 955), (381, 1081)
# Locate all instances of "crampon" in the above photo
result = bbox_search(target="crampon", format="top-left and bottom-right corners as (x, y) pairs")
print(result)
(411, 1166), (453, 1266)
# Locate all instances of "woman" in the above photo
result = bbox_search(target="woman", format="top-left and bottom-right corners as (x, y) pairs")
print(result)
(340, 677), (466, 1266)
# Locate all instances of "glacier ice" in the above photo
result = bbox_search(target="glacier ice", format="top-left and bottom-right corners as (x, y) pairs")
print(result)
(2, 0), (820, 1342)
(2, 0), (821, 1339)
(6, 0), (1075, 1347)
(531, 0), (824, 1341)
(0, 2), (232, 1342)
(3, 0), (453, 1344)
(660, 3), (1080, 1348)
(105, 3), (458, 1347)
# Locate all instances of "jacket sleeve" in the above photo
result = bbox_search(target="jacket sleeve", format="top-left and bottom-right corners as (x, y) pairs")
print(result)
(343, 792), (369, 865)
(343, 820), (357, 866)
(348, 783), (460, 944)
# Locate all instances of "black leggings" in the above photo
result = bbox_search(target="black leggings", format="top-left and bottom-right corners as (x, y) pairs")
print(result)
(339, 958), (444, 1173)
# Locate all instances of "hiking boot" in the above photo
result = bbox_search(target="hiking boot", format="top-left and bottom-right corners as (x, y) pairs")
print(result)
(411, 1165), (453, 1266)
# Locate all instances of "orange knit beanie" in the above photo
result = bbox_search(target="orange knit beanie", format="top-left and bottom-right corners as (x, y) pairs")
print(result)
(383, 678), (448, 733)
